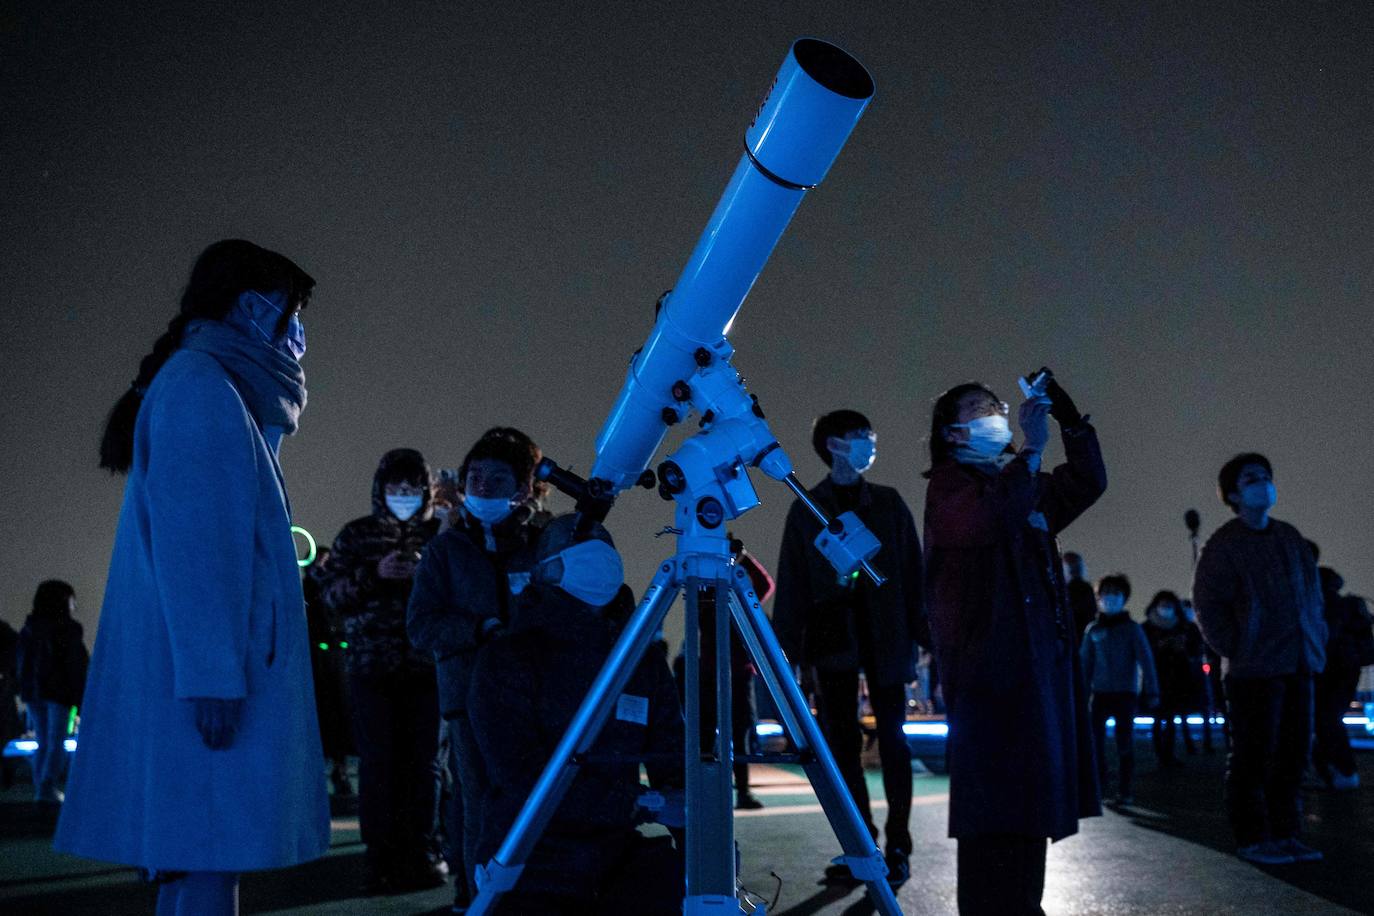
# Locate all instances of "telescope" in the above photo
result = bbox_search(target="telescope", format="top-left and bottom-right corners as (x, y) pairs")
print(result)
(471, 39), (902, 916)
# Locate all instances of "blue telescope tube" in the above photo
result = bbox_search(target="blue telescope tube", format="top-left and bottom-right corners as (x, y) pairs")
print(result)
(590, 38), (874, 492)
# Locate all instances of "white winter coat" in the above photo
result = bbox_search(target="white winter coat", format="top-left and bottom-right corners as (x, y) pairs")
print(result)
(54, 350), (330, 871)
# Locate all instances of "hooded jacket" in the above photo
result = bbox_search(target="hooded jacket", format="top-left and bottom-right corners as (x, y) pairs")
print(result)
(318, 449), (441, 677)
(17, 613), (89, 708)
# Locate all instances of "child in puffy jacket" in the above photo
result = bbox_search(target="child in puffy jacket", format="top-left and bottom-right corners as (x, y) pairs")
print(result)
(1080, 574), (1158, 805)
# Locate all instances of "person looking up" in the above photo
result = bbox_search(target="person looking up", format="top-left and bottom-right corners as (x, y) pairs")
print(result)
(1193, 453), (1326, 866)
(923, 375), (1106, 916)
(1142, 591), (1205, 764)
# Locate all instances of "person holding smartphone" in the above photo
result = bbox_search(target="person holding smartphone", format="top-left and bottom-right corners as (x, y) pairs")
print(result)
(923, 372), (1106, 916)
(319, 448), (446, 894)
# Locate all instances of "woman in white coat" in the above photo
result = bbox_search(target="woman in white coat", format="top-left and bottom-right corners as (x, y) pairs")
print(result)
(54, 240), (331, 915)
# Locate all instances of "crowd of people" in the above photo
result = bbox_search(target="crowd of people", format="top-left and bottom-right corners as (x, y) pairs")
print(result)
(1, 238), (1368, 916)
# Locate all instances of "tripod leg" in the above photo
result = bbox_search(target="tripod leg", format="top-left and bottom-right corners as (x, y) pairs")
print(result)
(726, 575), (904, 916)
(682, 577), (737, 910)
(467, 563), (679, 916)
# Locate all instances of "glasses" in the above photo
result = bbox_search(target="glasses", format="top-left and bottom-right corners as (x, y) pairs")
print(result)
(967, 400), (1009, 419)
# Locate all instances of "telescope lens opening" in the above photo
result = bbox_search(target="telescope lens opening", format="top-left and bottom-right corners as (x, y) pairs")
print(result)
(792, 39), (874, 100)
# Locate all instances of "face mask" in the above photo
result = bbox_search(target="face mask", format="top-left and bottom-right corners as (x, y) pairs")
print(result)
(465, 494), (515, 525)
(386, 494), (423, 521)
(1156, 609), (1177, 625)
(950, 414), (1013, 461)
(1238, 481), (1277, 512)
(1099, 594), (1126, 614)
(243, 290), (307, 360)
(539, 540), (624, 607)
(840, 438), (876, 474)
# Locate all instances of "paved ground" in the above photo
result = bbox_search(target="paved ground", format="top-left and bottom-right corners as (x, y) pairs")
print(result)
(2, 738), (1370, 914)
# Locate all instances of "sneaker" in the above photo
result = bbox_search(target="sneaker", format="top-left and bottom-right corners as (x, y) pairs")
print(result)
(884, 849), (910, 889)
(735, 792), (764, 810)
(396, 857), (449, 891)
(1237, 841), (1296, 866)
(1274, 837), (1323, 863)
(1331, 770), (1361, 791)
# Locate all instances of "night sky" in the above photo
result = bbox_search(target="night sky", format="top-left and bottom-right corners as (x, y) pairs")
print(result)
(3, 2), (1371, 645)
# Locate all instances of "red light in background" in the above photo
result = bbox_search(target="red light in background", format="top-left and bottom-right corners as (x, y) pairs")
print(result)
(1202, 663), (1212, 675)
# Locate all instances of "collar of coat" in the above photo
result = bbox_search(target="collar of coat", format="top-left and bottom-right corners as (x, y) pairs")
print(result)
(809, 475), (874, 510)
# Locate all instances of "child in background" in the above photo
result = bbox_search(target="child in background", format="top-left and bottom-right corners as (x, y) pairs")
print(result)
(1081, 574), (1159, 805)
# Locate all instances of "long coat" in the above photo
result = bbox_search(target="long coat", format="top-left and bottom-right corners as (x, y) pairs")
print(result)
(924, 424), (1106, 841)
(54, 350), (330, 871)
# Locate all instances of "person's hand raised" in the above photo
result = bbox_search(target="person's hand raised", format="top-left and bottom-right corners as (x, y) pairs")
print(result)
(1018, 397), (1052, 453)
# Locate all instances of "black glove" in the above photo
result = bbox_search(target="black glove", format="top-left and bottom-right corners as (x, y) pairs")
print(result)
(1045, 378), (1083, 427)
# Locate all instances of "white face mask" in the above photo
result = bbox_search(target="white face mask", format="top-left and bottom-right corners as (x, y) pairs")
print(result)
(1099, 594), (1126, 615)
(840, 437), (877, 474)
(1237, 481), (1277, 512)
(465, 494), (515, 525)
(950, 414), (1013, 461)
(386, 494), (423, 522)
(539, 540), (624, 607)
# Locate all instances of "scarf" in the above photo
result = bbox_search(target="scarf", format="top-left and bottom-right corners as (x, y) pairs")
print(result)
(179, 319), (307, 434)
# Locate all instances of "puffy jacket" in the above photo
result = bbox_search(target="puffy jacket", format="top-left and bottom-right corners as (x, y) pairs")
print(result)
(407, 503), (549, 717)
(318, 449), (441, 677)
(17, 613), (89, 709)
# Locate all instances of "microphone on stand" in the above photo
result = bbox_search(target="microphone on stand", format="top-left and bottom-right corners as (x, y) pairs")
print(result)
(1185, 509), (1201, 569)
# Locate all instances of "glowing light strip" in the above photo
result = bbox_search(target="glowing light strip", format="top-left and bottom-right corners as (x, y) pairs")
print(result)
(291, 525), (317, 568)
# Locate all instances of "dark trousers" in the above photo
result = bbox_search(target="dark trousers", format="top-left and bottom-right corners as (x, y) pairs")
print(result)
(1313, 664), (1360, 779)
(1151, 703), (1196, 763)
(450, 713), (489, 897)
(1224, 673), (1312, 846)
(347, 668), (441, 872)
(439, 719), (468, 903)
(1089, 691), (1136, 798)
(730, 672), (756, 792)
(815, 670), (912, 853)
(957, 834), (1047, 916)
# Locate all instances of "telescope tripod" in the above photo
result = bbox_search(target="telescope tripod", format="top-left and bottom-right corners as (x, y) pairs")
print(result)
(467, 519), (903, 915)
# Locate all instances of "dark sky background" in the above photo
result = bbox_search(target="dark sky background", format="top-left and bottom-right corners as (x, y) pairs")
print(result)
(3, 2), (1371, 645)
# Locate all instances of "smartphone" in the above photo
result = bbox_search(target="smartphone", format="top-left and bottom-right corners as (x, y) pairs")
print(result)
(1018, 367), (1054, 399)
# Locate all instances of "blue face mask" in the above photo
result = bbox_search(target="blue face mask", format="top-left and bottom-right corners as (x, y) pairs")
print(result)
(465, 494), (515, 525)
(239, 290), (306, 360)
(839, 437), (877, 474)
(949, 414), (1013, 462)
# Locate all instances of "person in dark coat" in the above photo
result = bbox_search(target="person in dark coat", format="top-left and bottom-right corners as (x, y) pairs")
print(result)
(319, 448), (445, 893)
(469, 516), (685, 915)
(923, 378), (1106, 916)
(1311, 564), (1373, 790)
(0, 616), (24, 790)
(302, 547), (352, 796)
(16, 580), (89, 804)
(407, 427), (551, 907)
(1081, 575), (1158, 805)
(1062, 552), (1098, 644)
(1142, 590), (1205, 764)
(1193, 452), (1326, 866)
(773, 408), (925, 887)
